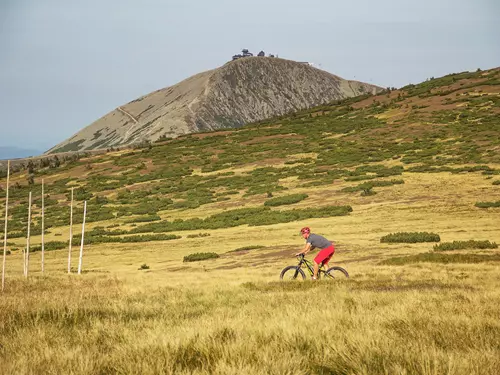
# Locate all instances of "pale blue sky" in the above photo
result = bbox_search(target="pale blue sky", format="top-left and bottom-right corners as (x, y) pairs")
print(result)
(0, 0), (498, 153)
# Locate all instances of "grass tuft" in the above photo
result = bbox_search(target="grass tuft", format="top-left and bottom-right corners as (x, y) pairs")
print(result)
(183, 252), (220, 262)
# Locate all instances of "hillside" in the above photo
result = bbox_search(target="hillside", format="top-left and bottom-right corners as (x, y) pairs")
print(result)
(1, 66), (499, 242)
(47, 57), (381, 153)
(1, 68), (500, 374)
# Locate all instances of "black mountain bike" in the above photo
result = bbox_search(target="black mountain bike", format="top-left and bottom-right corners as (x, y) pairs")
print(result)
(280, 254), (349, 280)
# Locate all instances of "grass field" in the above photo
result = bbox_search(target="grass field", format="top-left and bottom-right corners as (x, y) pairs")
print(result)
(1, 170), (499, 374)
(1, 67), (500, 373)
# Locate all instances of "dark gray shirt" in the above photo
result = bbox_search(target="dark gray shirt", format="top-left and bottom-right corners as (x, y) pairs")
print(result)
(306, 233), (331, 249)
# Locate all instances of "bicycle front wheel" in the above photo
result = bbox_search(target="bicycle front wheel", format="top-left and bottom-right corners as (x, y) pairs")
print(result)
(280, 266), (306, 280)
(325, 266), (349, 279)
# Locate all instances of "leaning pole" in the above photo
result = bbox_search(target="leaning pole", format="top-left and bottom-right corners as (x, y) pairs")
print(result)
(2, 160), (10, 292)
(77, 201), (87, 275)
(67, 187), (74, 274)
(24, 192), (32, 278)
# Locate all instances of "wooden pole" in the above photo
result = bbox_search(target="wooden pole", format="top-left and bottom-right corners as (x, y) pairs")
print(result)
(25, 191), (32, 278)
(77, 201), (87, 275)
(41, 179), (45, 274)
(2, 160), (10, 292)
(68, 187), (74, 274)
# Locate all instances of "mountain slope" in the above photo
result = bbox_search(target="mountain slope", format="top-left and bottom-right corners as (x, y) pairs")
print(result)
(48, 57), (381, 153)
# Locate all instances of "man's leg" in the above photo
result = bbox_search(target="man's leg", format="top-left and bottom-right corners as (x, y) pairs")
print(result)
(313, 261), (320, 279)
(323, 252), (334, 270)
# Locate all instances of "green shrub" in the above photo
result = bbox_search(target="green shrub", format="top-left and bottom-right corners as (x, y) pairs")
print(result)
(381, 252), (500, 265)
(380, 232), (441, 243)
(138, 263), (150, 270)
(30, 241), (68, 252)
(345, 175), (377, 182)
(183, 252), (220, 262)
(360, 186), (376, 196)
(433, 240), (498, 251)
(492, 180), (500, 185)
(475, 201), (500, 208)
(125, 215), (161, 223)
(91, 234), (180, 244)
(117, 234), (180, 243)
(264, 193), (308, 207)
(129, 205), (352, 234)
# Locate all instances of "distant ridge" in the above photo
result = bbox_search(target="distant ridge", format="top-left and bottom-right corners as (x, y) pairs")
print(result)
(0, 146), (42, 160)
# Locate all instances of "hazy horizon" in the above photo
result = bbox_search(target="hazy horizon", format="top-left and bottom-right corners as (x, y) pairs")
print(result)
(1, 0), (499, 155)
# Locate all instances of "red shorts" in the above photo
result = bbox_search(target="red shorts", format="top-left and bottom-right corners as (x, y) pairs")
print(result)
(314, 244), (335, 265)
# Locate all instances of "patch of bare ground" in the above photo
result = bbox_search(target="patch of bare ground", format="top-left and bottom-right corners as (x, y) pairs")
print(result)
(250, 248), (295, 261)
(214, 263), (242, 270)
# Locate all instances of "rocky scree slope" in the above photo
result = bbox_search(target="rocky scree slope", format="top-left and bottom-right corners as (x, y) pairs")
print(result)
(48, 57), (381, 153)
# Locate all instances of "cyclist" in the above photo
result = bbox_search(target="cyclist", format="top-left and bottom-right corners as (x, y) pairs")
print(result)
(295, 227), (335, 280)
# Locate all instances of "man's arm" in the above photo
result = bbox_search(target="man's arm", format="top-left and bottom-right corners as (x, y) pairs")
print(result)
(295, 242), (312, 256)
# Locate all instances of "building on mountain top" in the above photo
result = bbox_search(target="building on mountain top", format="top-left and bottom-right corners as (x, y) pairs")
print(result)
(231, 49), (257, 60)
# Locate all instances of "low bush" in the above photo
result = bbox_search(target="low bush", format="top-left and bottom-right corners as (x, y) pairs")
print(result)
(380, 232), (441, 243)
(183, 252), (220, 262)
(345, 175), (377, 182)
(492, 180), (500, 185)
(475, 201), (500, 208)
(264, 193), (308, 207)
(129, 205), (353, 234)
(381, 252), (500, 265)
(86, 234), (181, 244)
(360, 186), (376, 196)
(138, 263), (150, 270)
(125, 215), (161, 223)
(433, 240), (498, 251)
(30, 241), (68, 252)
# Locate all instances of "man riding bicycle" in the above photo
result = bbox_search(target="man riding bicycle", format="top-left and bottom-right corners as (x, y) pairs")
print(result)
(295, 227), (335, 280)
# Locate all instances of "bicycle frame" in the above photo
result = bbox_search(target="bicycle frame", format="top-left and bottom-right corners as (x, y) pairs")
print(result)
(296, 255), (329, 278)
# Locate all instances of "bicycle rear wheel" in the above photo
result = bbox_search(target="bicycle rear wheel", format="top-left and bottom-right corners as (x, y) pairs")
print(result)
(325, 266), (349, 279)
(280, 266), (306, 280)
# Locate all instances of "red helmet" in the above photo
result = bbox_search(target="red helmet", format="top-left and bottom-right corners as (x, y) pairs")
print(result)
(300, 227), (311, 235)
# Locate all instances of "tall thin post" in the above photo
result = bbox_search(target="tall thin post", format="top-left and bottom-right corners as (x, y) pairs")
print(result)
(67, 187), (74, 274)
(2, 160), (10, 292)
(41, 179), (45, 273)
(25, 191), (32, 277)
(77, 201), (87, 275)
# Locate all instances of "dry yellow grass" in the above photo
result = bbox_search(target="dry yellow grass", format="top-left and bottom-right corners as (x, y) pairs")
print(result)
(1, 170), (500, 374)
